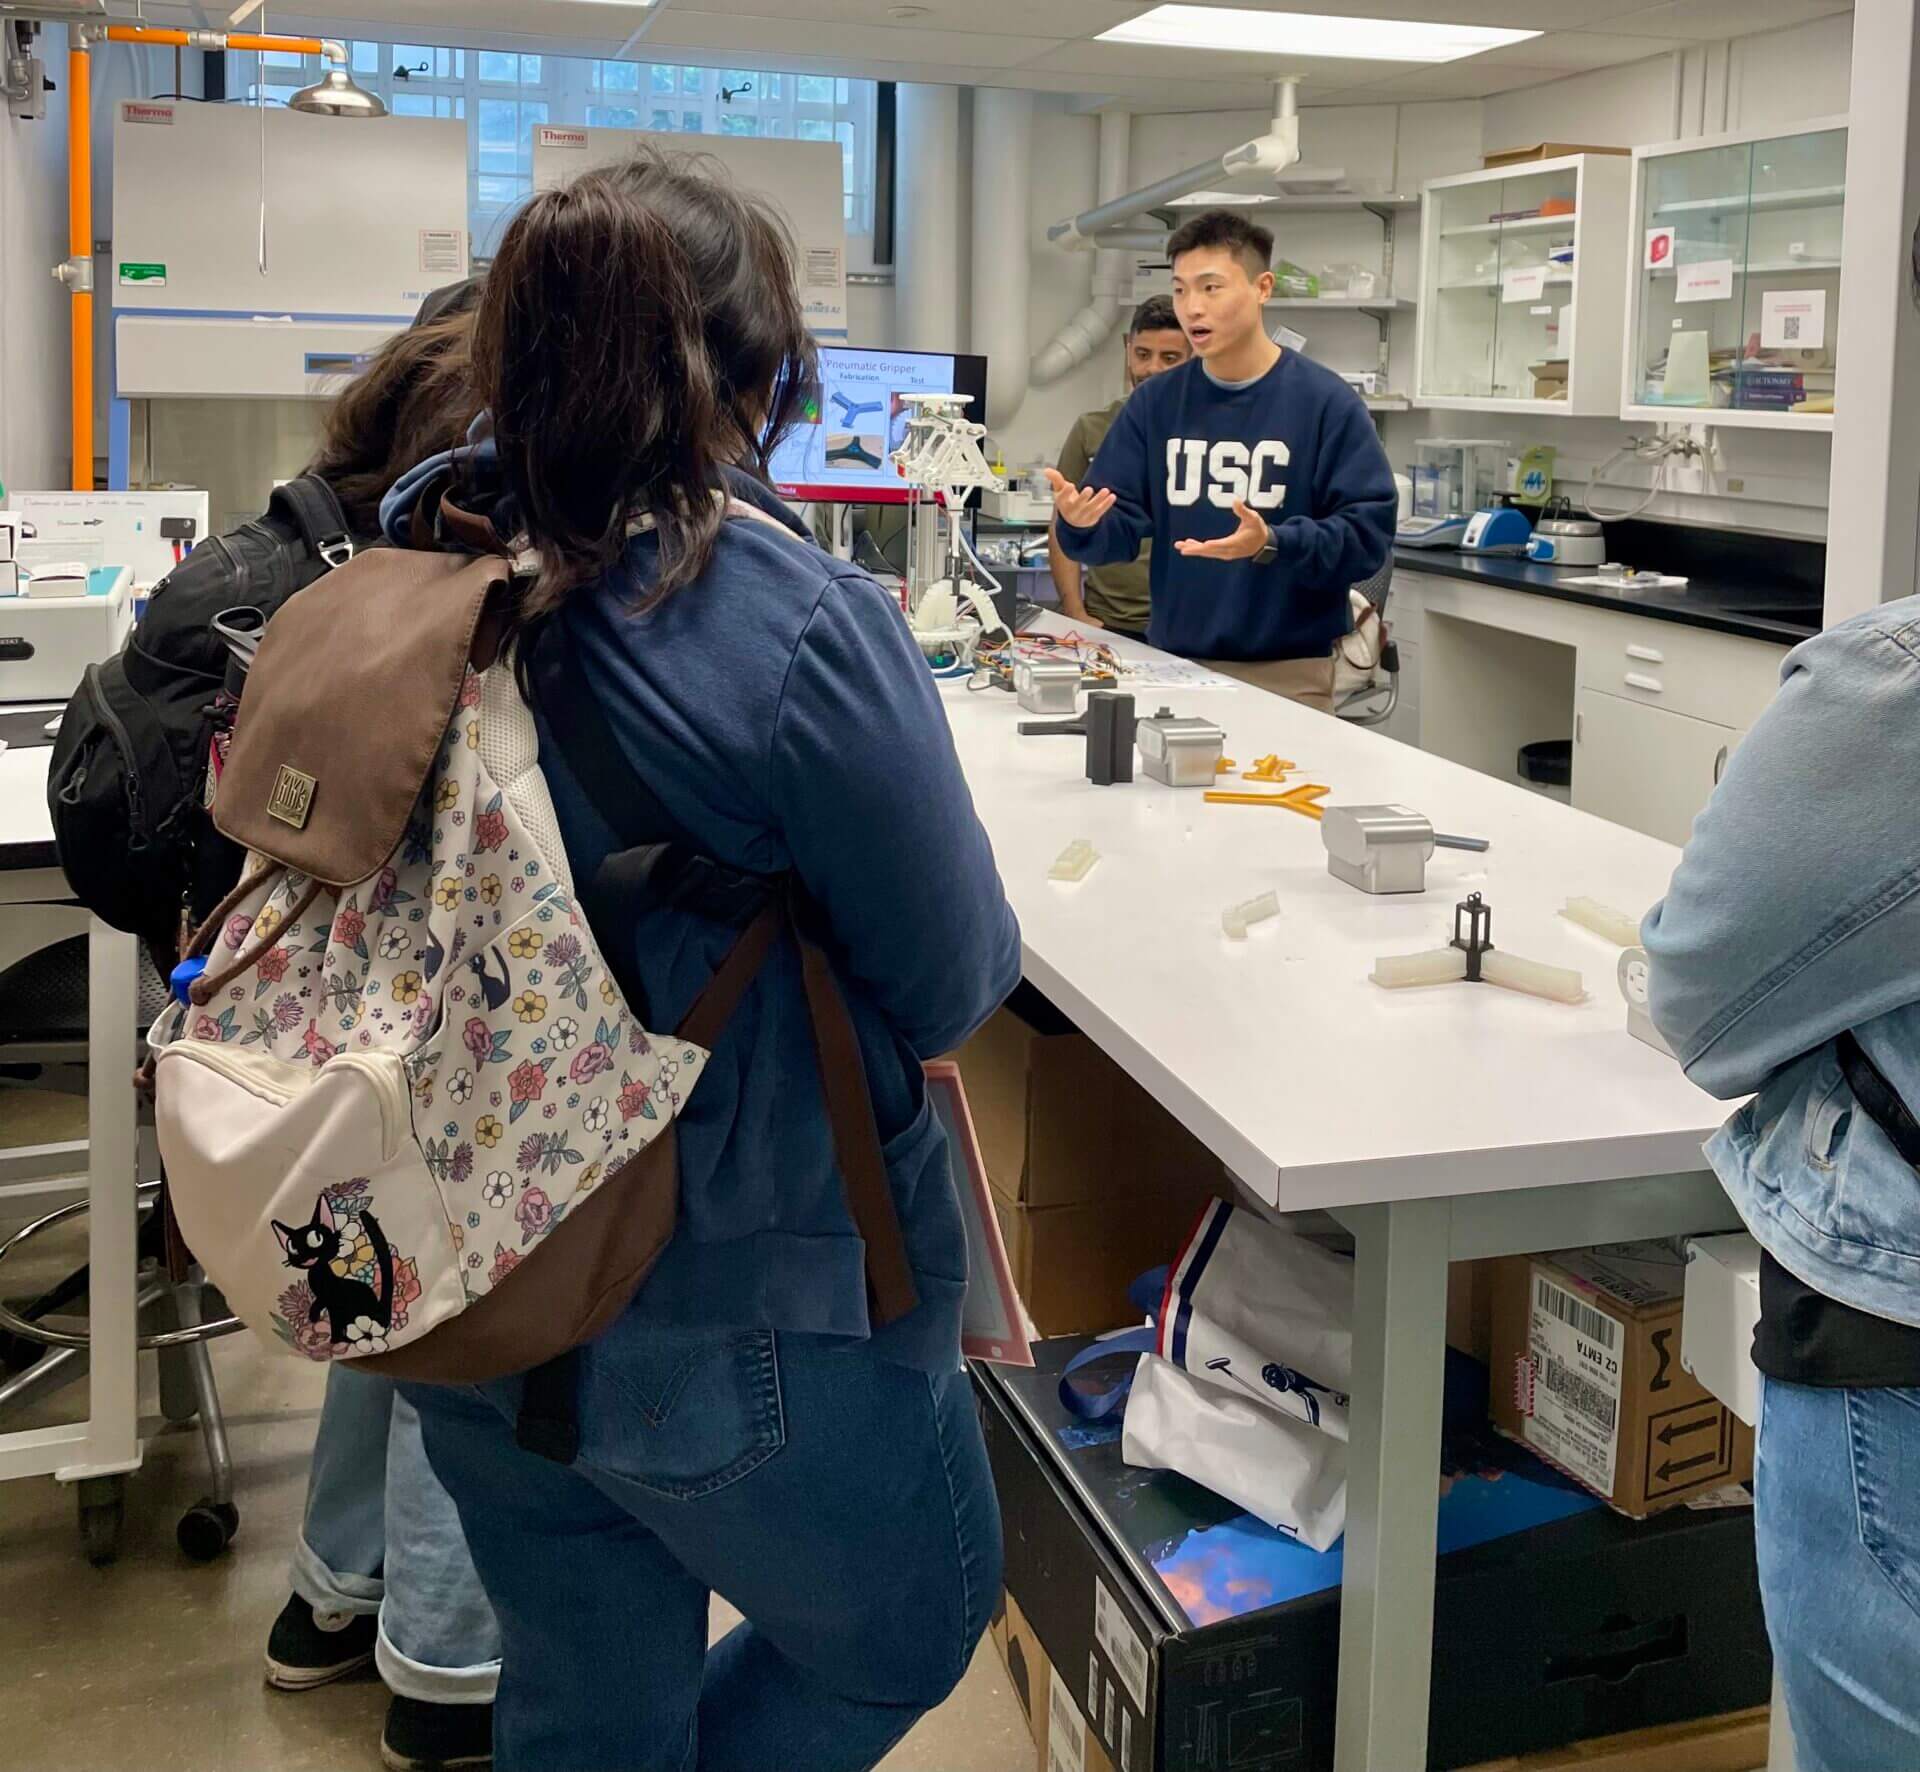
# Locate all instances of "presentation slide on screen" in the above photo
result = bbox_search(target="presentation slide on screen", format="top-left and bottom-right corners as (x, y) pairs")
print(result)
(767, 348), (961, 500)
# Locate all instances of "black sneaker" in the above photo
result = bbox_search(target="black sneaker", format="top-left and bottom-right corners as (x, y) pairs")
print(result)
(263, 1593), (378, 1691)
(381, 1696), (494, 1771)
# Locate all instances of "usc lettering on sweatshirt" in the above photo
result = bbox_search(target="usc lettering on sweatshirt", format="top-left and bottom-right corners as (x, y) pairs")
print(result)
(1056, 352), (1397, 662)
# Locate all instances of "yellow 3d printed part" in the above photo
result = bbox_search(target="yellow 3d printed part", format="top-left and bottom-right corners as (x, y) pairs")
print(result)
(1204, 783), (1331, 821)
(1242, 754), (1296, 781)
(1560, 898), (1641, 948)
(1049, 839), (1100, 883)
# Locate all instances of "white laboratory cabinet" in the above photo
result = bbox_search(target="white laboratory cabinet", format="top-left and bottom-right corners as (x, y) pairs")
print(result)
(1621, 117), (1847, 432)
(1390, 570), (1787, 847)
(1415, 154), (1632, 416)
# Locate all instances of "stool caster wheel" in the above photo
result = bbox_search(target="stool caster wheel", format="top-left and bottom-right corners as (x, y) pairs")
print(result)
(78, 1474), (127, 1567)
(177, 1498), (239, 1562)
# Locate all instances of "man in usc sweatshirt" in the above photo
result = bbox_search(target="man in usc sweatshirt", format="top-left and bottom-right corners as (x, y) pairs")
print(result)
(1048, 209), (1398, 712)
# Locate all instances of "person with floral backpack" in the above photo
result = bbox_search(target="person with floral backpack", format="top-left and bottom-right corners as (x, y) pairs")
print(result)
(358, 155), (1018, 1770)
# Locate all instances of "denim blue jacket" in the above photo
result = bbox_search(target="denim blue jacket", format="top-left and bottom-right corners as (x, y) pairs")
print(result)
(1643, 597), (1920, 1329)
(382, 448), (1023, 1372)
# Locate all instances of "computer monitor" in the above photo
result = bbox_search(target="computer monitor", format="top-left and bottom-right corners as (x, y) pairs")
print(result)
(767, 346), (989, 505)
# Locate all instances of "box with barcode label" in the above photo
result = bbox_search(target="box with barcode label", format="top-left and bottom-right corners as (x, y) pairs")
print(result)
(1490, 1245), (1754, 1518)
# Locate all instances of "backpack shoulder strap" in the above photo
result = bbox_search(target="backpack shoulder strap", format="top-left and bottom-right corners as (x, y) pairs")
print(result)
(525, 611), (918, 1329)
(1838, 1031), (1920, 1170)
(270, 476), (356, 567)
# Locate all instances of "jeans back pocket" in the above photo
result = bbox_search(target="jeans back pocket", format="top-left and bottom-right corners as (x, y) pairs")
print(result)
(582, 1322), (785, 1501)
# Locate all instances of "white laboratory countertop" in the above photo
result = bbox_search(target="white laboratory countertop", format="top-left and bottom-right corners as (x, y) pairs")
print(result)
(942, 622), (1727, 1213)
(0, 740), (55, 869)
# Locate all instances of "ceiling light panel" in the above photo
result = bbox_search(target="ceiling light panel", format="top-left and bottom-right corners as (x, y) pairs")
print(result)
(1098, 5), (1541, 64)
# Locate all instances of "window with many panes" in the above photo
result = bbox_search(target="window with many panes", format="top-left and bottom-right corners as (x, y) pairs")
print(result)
(232, 45), (878, 257)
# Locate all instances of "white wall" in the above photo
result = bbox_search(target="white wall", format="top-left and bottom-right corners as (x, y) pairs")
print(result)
(0, 29), (74, 492)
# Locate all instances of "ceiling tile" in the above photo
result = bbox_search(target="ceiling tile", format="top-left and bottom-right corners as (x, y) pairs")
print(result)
(1011, 39), (1444, 84)
(642, 12), (1051, 68)
(672, 0), (1146, 38)
(1493, 29), (1690, 66)
(1584, 0), (1851, 38)
(1136, 0), (1657, 27)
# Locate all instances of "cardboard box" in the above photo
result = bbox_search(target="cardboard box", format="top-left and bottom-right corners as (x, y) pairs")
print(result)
(980, 1340), (1771, 1772)
(1484, 142), (1631, 167)
(1491, 1243), (1755, 1518)
(1447, 1256), (1498, 1362)
(1461, 1708), (1769, 1772)
(994, 1588), (1119, 1772)
(956, 996), (1225, 1336)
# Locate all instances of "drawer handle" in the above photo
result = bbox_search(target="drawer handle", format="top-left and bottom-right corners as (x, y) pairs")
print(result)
(1624, 672), (1664, 693)
(1626, 644), (1665, 664)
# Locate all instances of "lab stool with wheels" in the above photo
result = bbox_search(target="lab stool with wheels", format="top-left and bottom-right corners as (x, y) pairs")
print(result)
(0, 934), (247, 1565)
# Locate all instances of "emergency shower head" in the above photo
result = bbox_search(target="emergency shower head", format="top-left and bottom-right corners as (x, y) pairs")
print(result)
(290, 66), (386, 118)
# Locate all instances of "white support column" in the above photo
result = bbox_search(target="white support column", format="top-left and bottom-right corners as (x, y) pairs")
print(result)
(1826, 0), (1920, 622)
(894, 83), (964, 354)
(1333, 1196), (1452, 1772)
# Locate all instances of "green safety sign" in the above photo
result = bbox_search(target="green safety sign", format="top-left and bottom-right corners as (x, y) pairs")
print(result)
(118, 263), (168, 287)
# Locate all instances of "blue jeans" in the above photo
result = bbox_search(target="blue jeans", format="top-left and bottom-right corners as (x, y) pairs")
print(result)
(1756, 1378), (1920, 1772)
(404, 1325), (1001, 1772)
(294, 1365), (502, 1705)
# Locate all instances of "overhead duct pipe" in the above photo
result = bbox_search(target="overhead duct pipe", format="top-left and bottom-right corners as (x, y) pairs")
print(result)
(1046, 78), (1302, 251)
(1031, 108), (1131, 388)
(971, 89), (1033, 429)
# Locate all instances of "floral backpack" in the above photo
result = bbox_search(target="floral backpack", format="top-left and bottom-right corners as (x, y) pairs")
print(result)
(147, 517), (916, 1386)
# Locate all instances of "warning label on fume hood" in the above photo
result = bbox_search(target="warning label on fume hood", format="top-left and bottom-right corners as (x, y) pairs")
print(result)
(420, 231), (466, 276)
(119, 263), (168, 288)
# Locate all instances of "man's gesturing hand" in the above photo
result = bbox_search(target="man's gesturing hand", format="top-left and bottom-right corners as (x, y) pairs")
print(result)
(1174, 499), (1273, 563)
(1044, 467), (1118, 532)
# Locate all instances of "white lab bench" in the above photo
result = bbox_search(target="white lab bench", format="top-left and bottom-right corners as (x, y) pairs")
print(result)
(941, 623), (1746, 1771)
(1388, 566), (1795, 845)
(0, 739), (144, 1491)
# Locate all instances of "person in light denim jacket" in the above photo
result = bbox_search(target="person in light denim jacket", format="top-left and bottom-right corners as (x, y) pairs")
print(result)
(1644, 596), (1920, 1772)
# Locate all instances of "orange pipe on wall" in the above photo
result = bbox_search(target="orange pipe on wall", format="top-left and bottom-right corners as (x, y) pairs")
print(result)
(97, 26), (332, 58)
(68, 41), (92, 492)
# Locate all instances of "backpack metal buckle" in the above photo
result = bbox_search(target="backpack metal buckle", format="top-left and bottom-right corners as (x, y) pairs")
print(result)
(318, 535), (355, 569)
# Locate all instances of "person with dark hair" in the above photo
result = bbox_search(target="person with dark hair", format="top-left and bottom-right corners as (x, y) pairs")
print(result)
(1047, 295), (1191, 637)
(381, 152), (1019, 1772)
(264, 289), (503, 1772)
(1047, 207), (1397, 712)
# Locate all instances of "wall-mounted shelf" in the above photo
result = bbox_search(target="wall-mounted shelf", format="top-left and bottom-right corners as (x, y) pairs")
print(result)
(1266, 296), (1411, 311)
(1622, 116), (1848, 428)
(1415, 152), (1630, 415)
(1362, 395), (1411, 413)
(1440, 213), (1578, 238)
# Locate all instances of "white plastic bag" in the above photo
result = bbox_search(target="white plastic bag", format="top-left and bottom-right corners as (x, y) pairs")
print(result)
(1124, 1200), (1355, 1550)
(1124, 1355), (1348, 1550)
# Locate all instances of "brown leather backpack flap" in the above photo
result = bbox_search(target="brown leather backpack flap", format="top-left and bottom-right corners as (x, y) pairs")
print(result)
(214, 549), (509, 886)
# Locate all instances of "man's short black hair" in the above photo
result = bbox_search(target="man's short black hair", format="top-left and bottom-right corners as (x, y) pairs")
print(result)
(1129, 295), (1182, 337)
(1166, 210), (1274, 280)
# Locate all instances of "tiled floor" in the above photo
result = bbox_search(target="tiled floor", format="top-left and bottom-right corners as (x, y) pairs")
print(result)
(0, 1260), (1031, 1772)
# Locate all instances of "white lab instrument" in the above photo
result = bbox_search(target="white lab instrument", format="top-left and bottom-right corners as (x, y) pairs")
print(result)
(980, 485), (1055, 524)
(1618, 947), (1675, 1055)
(1014, 657), (1082, 716)
(1394, 513), (1473, 549)
(0, 565), (134, 701)
(533, 127), (847, 339)
(892, 394), (1011, 670)
(1526, 518), (1607, 567)
(1222, 891), (1281, 941)
(1135, 709), (1226, 788)
(1049, 839), (1100, 883)
(7, 490), (210, 592)
(109, 102), (469, 523)
(1562, 898), (1641, 947)
(1681, 1234), (1762, 1429)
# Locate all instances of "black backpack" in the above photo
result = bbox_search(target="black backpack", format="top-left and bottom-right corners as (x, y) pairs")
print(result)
(47, 477), (356, 959)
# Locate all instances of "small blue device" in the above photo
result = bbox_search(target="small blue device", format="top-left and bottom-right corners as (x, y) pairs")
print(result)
(170, 956), (208, 1006)
(1460, 506), (1533, 556)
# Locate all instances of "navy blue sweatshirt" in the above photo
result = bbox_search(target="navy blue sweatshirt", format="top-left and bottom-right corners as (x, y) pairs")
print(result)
(382, 446), (1022, 1372)
(1058, 352), (1396, 662)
